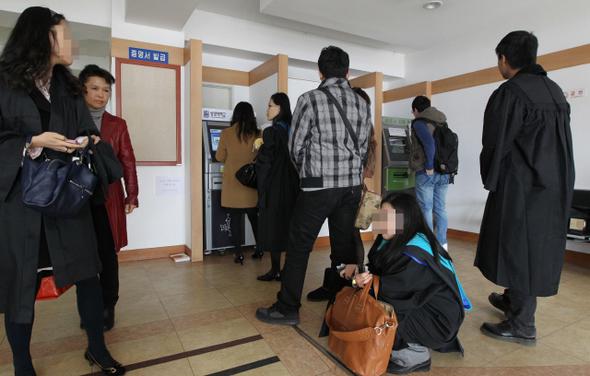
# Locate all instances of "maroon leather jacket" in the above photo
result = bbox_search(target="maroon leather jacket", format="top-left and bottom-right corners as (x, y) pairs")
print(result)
(100, 111), (138, 251)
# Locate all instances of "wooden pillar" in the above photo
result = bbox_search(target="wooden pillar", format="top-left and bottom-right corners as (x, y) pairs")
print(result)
(189, 39), (203, 262)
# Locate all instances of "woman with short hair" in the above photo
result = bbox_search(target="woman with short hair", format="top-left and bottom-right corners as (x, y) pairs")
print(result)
(78, 64), (139, 331)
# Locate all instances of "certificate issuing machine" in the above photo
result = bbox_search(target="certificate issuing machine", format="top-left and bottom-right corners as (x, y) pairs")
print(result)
(202, 108), (256, 255)
(381, 117), (415, 196)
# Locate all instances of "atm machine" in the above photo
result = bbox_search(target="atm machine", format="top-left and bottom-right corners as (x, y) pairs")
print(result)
(381, 117), (415, 196)
(202, 108), (256, 255)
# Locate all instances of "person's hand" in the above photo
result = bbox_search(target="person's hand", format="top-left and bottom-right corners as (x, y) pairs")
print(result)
(125, 204), (137, 214)
(353, 271), (372, 288)
(253, 138), (263, 151)
(339, 264), (358, 280)
(426, 169), (434, 175)
(80, 135), (101, 148)
(362, 169), (374, 179)
(30, 132), (82, 153)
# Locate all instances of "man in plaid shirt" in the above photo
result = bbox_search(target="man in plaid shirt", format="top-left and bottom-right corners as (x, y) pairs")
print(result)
(256, 46), (372, 325)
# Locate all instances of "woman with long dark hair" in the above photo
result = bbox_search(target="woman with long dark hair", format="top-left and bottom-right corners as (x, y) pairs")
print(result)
(349, 193), (470, 374)
(255, 92), (299, 281)
(216, 102), (260, 265)
(0, 7), (125, 375)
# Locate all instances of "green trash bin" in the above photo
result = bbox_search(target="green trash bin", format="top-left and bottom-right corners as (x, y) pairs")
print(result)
(385, 168), (415, 192)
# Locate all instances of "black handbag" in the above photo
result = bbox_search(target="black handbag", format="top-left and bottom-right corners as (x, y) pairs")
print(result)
(235, 157), (257, 189)
(22, 139), (99, 219)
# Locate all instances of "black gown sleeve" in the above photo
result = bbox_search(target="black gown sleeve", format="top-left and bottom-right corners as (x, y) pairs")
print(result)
(480, 83), (525, 192)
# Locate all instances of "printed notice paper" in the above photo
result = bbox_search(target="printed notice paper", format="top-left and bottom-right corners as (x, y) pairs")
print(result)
(156, 176), (184, 196)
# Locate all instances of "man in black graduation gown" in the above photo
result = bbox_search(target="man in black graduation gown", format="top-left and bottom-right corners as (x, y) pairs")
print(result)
(476, 31), (575, 346)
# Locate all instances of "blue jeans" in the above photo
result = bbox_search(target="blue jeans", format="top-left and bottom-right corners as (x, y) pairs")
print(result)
(415, 171), (450, 245)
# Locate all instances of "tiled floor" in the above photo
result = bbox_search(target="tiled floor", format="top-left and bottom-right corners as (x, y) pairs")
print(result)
(1, 238), (590, 375)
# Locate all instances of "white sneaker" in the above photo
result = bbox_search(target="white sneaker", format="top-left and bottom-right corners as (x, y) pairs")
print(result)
(442, 243), (448, 251)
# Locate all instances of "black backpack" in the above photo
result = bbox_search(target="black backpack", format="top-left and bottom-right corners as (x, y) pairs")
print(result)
(413, 117), (459, 183)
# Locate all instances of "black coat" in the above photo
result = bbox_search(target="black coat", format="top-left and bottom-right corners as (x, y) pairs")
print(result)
(255, 122), (299, 252)
(476, 65), (575, 297)
(369, 237), (464, 353)
(0, 70), (119, 323)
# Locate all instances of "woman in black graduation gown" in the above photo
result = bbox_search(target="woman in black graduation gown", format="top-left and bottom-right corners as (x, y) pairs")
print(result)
(255, 92), (300, 281)
(0, 7), (125, 375)
(351, 193), (470, 375)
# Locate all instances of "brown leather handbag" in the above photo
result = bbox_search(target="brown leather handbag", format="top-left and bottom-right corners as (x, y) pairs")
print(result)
(325, 275), (397, 376)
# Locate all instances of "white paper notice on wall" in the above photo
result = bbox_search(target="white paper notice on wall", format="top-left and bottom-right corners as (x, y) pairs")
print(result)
(563, 88), (587, 99)
(156, 176), (184, 196)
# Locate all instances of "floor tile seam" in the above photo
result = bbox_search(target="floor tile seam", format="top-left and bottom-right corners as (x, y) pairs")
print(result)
(170, 307), (245, 332)
(79, 334), (266, 376)
(534, 316), (583, 340)
(290, 325), (356, 376)
(204, 356), (281, 376)
(21, 319), (178, 361)
(154, 286), (219, 299)
(535, 320), (590, 364)
(103, 319), (178, 345)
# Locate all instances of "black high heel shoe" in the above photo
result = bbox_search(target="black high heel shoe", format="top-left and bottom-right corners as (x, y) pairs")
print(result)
(257, 270), (281, 281)
(84, 349), (126, 375)
(251, 249), (264, 261)
(234, 252), (244, 265)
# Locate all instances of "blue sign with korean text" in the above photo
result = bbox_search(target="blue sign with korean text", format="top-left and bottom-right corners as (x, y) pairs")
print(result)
(128, 47), (169, 64)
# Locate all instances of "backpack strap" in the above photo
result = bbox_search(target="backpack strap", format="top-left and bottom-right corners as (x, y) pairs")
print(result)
(319, 87), (367, 166)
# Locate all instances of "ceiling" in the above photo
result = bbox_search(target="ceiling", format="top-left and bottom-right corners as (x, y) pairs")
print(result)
(125, 0), (588, 54)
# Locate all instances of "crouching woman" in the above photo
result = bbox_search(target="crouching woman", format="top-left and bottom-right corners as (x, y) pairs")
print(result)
(351, 193), (470, 374)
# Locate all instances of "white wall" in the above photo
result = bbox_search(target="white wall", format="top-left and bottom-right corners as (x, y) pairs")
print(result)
(108, 2), (187, 251)
(549, 65), (590, 191)
(184, 9), (404, 79)
(249, 74), (278, 127)
(392, 14), (590, 233)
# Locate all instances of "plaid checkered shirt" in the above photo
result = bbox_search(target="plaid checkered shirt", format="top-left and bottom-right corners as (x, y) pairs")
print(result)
(289, 77), (372, 190)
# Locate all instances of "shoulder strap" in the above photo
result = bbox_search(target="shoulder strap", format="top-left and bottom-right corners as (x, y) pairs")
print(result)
(318, 87), (359, 152)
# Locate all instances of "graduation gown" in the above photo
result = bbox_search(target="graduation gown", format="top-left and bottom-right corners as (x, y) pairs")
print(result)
(0, 70), (119, 323)
(370, 235), (465, 353)
(255, 122), (299, 252)
(476, 64), (575, 297)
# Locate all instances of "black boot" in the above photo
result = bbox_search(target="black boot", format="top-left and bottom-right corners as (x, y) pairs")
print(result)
(307, 268), (331, 302)
(103, 307), (115, 332)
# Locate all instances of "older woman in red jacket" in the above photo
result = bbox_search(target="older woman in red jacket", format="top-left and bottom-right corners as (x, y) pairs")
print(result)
(79, 64), (139, 331)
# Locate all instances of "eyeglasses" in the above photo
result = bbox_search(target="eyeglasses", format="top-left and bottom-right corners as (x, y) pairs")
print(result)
(268, 104), (279, 108)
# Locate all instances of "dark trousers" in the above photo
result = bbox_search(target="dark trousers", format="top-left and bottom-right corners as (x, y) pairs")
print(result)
(5, 276), (107, 376)
(504, 288), (537, 328)
(276, 186), (361, 314)
(91, 204), (119, 309)
(226, 207), (259, 253)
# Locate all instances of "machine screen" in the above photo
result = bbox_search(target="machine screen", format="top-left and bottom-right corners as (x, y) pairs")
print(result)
(205, 122), (229, 163)
(210, 129), (222, 152)
(389, 138), (409, 154)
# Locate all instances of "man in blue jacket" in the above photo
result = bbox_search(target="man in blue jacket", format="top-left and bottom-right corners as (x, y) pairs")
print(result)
(409, 96), (450, 250)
